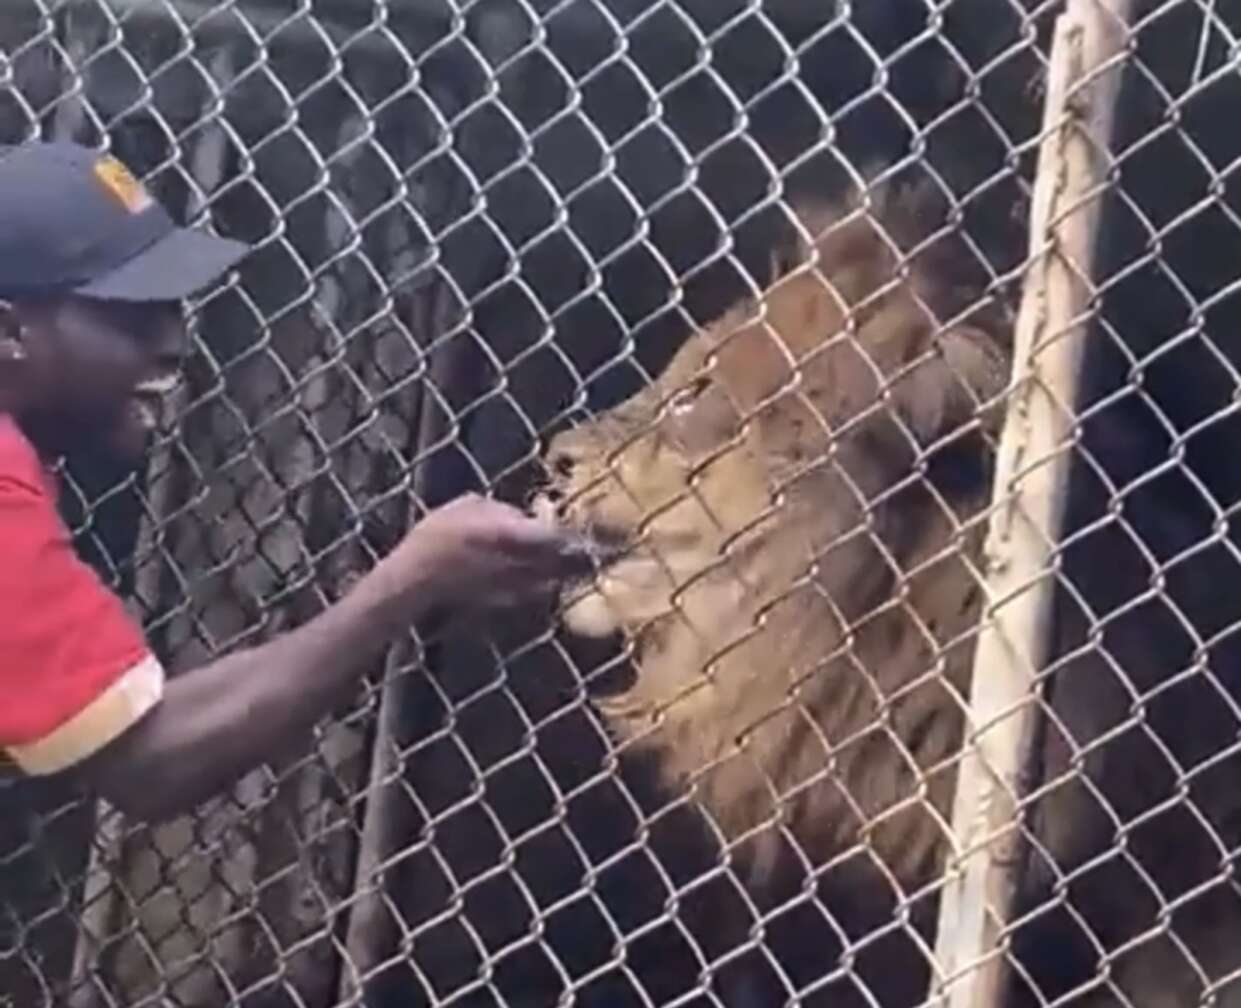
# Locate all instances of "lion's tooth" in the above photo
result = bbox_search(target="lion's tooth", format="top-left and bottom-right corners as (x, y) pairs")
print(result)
(531, 494), (557, 524)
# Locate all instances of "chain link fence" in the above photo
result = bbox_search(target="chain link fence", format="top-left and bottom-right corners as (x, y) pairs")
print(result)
(3, 1), (1241, 1006)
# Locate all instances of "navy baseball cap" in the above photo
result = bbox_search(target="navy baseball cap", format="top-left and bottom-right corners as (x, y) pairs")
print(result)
(0, 140), (250, 302)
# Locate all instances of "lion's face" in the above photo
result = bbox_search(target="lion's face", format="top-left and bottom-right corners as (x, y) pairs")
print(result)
(540, 195), (1007, 654)
(537, 192), (1009, 890)
(541, 316), (777, 640)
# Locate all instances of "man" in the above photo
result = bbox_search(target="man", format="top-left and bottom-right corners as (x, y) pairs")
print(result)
(0, 141), (589, 822)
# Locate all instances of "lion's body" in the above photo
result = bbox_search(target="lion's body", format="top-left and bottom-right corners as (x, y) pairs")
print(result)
(542, 185), (1241, 1007)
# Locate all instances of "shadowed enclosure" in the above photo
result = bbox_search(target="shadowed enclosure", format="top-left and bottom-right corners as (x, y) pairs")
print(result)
(4, 2), (1241, 1007)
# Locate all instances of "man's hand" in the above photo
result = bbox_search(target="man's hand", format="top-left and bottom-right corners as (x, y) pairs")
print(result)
(385, 493), (594, 611)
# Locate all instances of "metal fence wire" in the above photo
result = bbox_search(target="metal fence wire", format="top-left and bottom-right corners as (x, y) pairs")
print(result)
(5, 1), (1241, 1006)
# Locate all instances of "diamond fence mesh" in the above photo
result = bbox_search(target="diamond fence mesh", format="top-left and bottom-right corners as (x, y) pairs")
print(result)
(4, 1), (1241, 1007)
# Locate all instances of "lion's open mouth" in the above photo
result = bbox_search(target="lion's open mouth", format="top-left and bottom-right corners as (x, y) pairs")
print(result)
(531, 491), (633, 575)
(556, 524), (635, 597)
(576, 522), (631, 566)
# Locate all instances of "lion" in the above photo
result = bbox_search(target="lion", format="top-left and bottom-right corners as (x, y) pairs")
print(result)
(536, 181), (1241, 1008)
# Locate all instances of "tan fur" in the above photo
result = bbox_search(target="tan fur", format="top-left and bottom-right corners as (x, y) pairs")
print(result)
(544, 185), (1004, 897)
(540, 182), (1241, 1006)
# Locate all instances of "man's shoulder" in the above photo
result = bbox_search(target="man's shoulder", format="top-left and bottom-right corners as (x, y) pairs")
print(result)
(0, 414), (50, 495)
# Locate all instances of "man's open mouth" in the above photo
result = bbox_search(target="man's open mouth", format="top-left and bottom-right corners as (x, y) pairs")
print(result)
(128, 372), (179, 432)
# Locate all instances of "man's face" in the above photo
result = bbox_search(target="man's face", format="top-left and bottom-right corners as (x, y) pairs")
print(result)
(14, 296), (186, 463)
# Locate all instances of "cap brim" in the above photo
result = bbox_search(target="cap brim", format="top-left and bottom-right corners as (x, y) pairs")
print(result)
(74, 226), (250, 302)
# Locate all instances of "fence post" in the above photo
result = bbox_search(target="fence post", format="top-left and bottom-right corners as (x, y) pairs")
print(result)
(930, 2), (1135, 1007)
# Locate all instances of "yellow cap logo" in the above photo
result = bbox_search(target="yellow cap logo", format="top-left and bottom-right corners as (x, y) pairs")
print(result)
(93, 155), (154, 214)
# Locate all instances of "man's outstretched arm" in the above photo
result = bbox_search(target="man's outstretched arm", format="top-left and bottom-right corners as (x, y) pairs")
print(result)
(2, 493), (591, 822)
(76, 537), (435, 820)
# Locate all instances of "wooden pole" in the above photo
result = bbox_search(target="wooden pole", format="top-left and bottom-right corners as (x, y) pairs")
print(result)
(930, 2), (1135, 1007)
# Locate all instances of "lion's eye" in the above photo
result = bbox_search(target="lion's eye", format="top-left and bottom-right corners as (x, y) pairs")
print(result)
(666, 377), (711, 417)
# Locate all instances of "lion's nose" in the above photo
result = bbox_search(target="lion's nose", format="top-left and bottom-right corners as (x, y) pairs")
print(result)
(540, 439), (595, 524)
(548, 450), (576, 479)
(535, 440), (581, 515)
(544, 431), (589, 482)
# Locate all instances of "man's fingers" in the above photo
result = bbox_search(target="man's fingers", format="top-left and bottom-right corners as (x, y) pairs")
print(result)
(492, 519), (598, 578)
(448, 497), (600, 580)
(493, 513), (580, 549)
(540, 533), (599, 579)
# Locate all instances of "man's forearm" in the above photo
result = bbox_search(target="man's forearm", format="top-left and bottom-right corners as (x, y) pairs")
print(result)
(78, 554), (436, 820)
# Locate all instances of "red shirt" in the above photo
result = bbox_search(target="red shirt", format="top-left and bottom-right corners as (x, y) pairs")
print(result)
(0, 415), (163, 775)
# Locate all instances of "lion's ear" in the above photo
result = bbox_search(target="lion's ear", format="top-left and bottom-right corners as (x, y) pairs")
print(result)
(891, 325), (1009, 448)
(763, 198), (847, 287)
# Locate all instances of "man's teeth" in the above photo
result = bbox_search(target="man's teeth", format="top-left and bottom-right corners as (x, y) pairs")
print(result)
(134, 373), (178, 396)
(128, 374), (178, 431)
